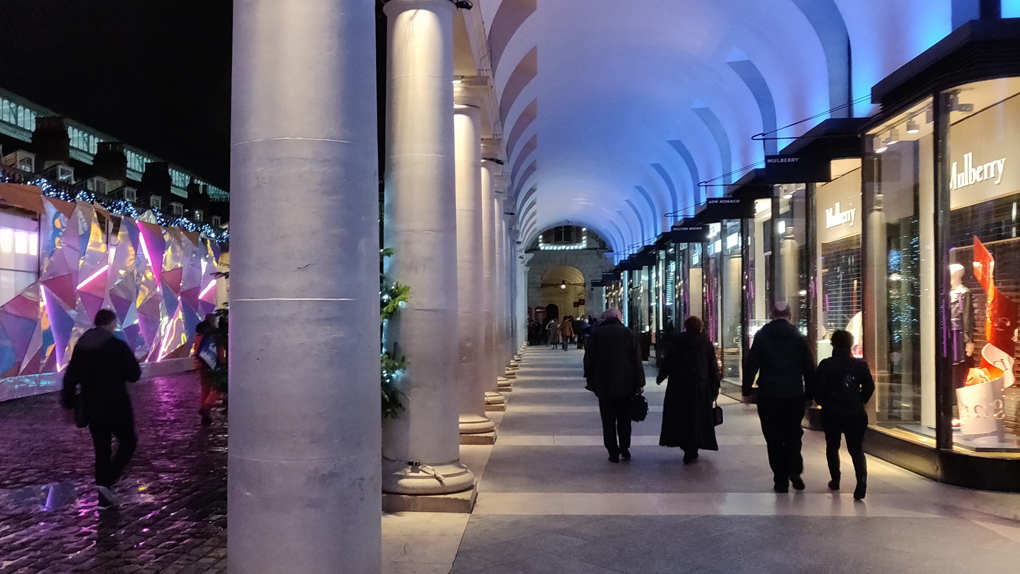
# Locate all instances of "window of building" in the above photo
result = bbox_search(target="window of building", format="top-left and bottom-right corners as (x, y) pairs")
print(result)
(0, 97), (37, 133)
(150, 196), (162, 210)
(0, 210), (40, 306)
(125, 150), (149, 175)
(193, 210), (203, 222)
(169, 202), (184, 217)
(67, 126), (100, 155)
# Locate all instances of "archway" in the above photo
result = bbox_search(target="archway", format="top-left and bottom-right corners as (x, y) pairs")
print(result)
(539, 265), (587, 322)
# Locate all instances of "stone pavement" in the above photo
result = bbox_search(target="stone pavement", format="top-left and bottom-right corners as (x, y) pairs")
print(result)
(449, 347), (1020, 574)
(0, 374), (227, 574)
(4, 351), (1020, 573)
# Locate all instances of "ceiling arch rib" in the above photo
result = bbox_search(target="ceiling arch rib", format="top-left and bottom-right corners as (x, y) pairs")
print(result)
(624, 200), (646, 242)
(649, 164), (679, 222)
(790, 0), (852, 117)
(487, 0), (537, 78)
(505, 98), (537, 161)
(667, 140), (702, 208)
(510, 134), (538, 181)
(499, 47), (538, 124)
(513, 161), (538, 204)
(726, 57), (779, 156)
(632, 186), (660, 236)
(693, 106), (733, 189)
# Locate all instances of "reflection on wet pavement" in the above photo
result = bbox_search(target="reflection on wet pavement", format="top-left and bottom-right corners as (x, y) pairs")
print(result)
(0, 373), (227, 573)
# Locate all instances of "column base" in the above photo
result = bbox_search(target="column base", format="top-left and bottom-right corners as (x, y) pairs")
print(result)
(382, 459), (476, 496)
(485, 402), (506, 412)
(459, 413), (496, 434)
(460, 430), (496, 445)
(485, 391), (506, 411)
(382, 481), (478, 513)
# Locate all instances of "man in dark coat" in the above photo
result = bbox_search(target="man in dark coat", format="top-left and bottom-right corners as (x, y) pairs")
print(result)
(742, 302), (816, 493)
(657, 316), (719, 463)
(62, 309), (142, 508)
(584, 308), (645, 462)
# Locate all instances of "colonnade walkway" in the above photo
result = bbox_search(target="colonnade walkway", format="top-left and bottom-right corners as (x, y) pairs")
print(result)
(422, 347), (1020, 574)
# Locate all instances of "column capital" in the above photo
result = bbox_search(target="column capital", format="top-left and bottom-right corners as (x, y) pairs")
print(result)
(383, 0), (457, 17)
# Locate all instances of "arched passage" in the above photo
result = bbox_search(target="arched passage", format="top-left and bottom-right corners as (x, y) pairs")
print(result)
(538, 265), (587, 321)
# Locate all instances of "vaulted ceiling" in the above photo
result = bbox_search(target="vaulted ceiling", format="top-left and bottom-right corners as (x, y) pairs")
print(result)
(476, 0), (963, 260)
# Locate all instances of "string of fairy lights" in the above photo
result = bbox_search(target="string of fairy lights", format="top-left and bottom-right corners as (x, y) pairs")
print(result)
(0, 170), (229, 244)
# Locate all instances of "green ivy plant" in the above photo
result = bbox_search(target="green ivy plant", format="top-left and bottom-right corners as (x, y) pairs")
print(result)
(380, 248), (408, 419)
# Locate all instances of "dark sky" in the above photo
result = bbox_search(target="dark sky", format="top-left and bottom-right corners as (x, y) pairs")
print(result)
(0, 0), (233, 188)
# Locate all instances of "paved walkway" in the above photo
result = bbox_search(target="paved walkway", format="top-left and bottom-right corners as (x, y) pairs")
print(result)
(3, 352), (1020, 573)
(448, 347), (1020, 574)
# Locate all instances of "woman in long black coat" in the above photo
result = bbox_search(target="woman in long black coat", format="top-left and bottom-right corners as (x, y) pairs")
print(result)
(656, 315), (720, 463)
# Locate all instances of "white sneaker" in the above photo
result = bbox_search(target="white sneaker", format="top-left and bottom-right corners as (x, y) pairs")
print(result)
(97, 486), (121, 508)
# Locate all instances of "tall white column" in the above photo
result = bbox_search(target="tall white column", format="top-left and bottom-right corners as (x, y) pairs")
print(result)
(229, 1), (380, 571)
(454, 104), (494, 435)
(493, 199), (507, 367)
(481, 161), (503, 395)
(382, 0), (474, 495)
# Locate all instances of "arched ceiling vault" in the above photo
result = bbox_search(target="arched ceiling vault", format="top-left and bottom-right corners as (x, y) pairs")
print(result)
(479, 0), (961, 254)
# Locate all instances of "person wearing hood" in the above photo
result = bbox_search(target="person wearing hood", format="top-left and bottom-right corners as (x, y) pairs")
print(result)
(584, 308), (645, 462)
(656, 316), (719, 463)
(815, 329), (874, 500)
(62, 309), (142, 509)
(742, 302), (816, 493)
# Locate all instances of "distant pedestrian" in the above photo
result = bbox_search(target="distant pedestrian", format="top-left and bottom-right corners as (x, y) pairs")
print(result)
(62, 309), (142, 509)
(560, 316), (574, 351)
(576, 316), (589, 349)
(742, 302), (816, 493)
(547, 318), (560, 348)
(815, 330), (874, 500)
(657, 316), (719, 463)
(193, 313), (224, 426)
(584, 308), (645, 463)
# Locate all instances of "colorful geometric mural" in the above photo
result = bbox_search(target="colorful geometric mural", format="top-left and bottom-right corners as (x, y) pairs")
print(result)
(0, 184), (222, 383)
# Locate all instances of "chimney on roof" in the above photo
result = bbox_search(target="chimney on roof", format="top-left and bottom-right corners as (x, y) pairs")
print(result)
(141, 161), (171, 201)
(33, 116), (71, 170)
(93, 142), (128, 189)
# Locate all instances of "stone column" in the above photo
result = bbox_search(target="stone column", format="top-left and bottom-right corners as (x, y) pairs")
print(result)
(482, 161), (505, 405)
(229, 1), (380, 572)
(493, 197), (507, 365)
(454, 102), (494, 436)
(381, 0), (474, 495)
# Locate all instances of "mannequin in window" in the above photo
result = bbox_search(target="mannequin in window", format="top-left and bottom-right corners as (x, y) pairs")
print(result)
(949, 263), (974, 389)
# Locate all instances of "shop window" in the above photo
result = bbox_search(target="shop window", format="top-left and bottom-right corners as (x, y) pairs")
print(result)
(945, 77), (1020, 450)
(0, 211), (40, 306)
(775, 184), (809, 335)
(865, 97), (932, 429)
(815, 160), (863, 361)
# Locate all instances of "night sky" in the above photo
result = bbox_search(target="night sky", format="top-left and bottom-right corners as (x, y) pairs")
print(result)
(0, 0), (233, 188)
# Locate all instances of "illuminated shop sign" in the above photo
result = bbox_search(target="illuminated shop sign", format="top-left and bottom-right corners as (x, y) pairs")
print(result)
(764, 154), (831, 184)
(825, 202), (856, 229)
(950, 152), (1006, 191)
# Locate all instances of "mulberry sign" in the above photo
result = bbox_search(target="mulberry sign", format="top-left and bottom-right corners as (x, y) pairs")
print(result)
(825, 202), (856, 229)
(950, 152), (1006, 191)
(764, 154), (831, 184)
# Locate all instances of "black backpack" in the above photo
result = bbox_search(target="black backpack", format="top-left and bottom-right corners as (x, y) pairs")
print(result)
(829, 359), (864, 406)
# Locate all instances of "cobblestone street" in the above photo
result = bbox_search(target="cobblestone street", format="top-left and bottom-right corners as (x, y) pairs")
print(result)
(0, 374), (228, 574)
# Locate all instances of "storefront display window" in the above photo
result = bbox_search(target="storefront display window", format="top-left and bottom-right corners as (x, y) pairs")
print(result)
(945, 77), (1020, 450)
(721, 219), (742, 381)
(815, 160), (863, 362)
(865, 97), (932, 430)
(748, 198), (772, 347)
(703, 223), (722, 358)
(775, 184), (809, 335)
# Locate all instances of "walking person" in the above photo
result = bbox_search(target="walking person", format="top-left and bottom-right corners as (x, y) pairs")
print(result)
(560, 315), (574, 351)
(194, 313), (224, 425)
(576, 316), (589, 349)
(61, 309), (142, 509)
(816, 330), (874, 500)
(742, 302), (816, 493)
(657, 316), (719, 463)
(547, 317), (560, 349)
(584, 308), (645, 462)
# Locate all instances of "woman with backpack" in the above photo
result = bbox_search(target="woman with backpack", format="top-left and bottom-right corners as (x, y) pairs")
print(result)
(815, 329), (875, 500)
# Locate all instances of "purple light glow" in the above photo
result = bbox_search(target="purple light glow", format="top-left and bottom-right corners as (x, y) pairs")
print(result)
(76, 265), (110, 290)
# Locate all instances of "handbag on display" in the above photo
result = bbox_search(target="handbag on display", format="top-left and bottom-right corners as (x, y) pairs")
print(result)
(713, 400), (723, 426)
(630, 394), (649, 422)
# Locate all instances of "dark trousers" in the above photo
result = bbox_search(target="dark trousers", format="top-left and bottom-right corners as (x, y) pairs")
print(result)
(89, 416), (137, 487)
(757, 397), (805, 485)
(822, 412), (868, 485)
(562, 337), (570, 351)
(599, 397), (632, 456)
